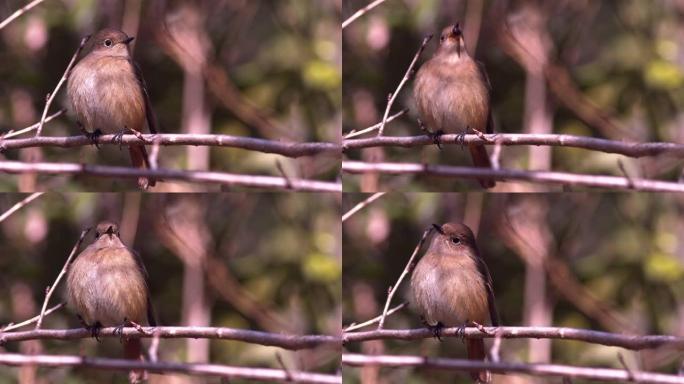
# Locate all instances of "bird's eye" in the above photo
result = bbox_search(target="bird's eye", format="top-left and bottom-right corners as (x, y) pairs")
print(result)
(104, 39), (113, 47)
(94, 232), (100, 238)
(451, 237), (460, 245)
(440, 35), (445, 42)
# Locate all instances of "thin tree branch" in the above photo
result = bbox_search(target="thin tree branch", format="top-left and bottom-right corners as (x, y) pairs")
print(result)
(377, 35), (432, 137)
(0, 353), (341, 384)
(0, 192), (44, 223)
(344, 302), (407, 332)
(0, 134), (341, 158)
(0, 161), (341, 192)
(0, 326), (341, 351)
(35, 36), (89, 138)
(1, 109), (65, 139)
(377, 227), (432, 330)
(343, 109), (408, 139)
(35, 228), (91, 329)
(342, 161), (684, 193)
(342, 192), (386, 222)
(342, 0), (389, 29)
(343, 326), (684, 351)
(1, 303), (64, 332)
(342, 354), (684, 384)
(0, 0), (46, 30)
(343, 133), (684, 158)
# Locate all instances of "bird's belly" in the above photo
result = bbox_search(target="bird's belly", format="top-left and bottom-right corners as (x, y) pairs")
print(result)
(432, 84), (488, 134)
(68, 62), (145, 133)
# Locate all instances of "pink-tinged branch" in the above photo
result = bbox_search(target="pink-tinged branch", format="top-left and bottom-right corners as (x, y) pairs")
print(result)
(342, 161), (684, 192)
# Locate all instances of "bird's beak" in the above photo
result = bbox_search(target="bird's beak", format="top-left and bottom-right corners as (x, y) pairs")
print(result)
(123, 36), (135, 45)
(431, 224), (444, 235)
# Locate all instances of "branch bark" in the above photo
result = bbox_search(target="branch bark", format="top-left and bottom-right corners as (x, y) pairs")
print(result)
(343, 326), (684, 351)
(343, 133), (684, 158)
(0, 353), (340, 384)
(342, 354), (684, 384)
(0, 326), (341, 351)
(0, 134), (341, 158)
(342, 161), (684, 192)
(0, 161), (341, 192)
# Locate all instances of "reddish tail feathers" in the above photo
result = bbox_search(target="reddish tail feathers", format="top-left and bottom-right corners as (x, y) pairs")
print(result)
(466, 338), (491, 383)
(128, 145), (155, 189)
(467, 143), (495, 189)
(123, 338), (146, 383)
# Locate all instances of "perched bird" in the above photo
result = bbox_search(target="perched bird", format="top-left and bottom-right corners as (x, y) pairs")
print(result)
(67, 28), (158, 189)
(410, 222), (499, 383)
(413, 23), (496, 189)
(66, 221), (156, 382)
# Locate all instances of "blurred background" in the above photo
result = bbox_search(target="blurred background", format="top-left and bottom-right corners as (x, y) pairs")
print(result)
(342, 192), (684, 383)
(0, 0), (341, 191)
(342, 0), (684, 191)
(0, 192), (341, 383)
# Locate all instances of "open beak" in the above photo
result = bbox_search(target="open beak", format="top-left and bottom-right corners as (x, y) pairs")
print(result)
(123, 36), (135, 45)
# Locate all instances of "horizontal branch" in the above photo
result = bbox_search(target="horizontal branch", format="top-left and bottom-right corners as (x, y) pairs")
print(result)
(0, 353), (340, 384)
(0, 161), (341, 192)
(0, 134), (341, 158)
(342, 354), (684, 384)
(343, 133), (684, 158)
(343, 326), (684, 351)
(342, 161), (684, 192)
(0, 326), (341, 351)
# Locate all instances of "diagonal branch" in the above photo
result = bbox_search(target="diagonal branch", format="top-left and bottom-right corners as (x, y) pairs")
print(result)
(0, 161), (341, 192)
(342, 161), (684, 193)
(342, 0), (389, 29)
(0, 0), (46, 30)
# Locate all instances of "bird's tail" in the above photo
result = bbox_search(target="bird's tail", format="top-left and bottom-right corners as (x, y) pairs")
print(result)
(466, 338), (491, 383)
(128, 145), (156, 189)
(467, 143), (495, 189)
(124, 338), (146, 383)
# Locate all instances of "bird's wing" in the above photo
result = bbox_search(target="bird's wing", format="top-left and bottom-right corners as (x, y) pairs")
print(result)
(130, 247), (157, 326)
(472, 250), (500, 326)
(131, 59), (158, 134)
(477, 61), (495, 134)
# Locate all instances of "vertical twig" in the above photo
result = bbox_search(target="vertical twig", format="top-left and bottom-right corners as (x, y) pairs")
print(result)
(377, 35), (433, 137)
(35, 35), (90, 137)
(377, 226), (433, 330)
(35, 227), (91, 329)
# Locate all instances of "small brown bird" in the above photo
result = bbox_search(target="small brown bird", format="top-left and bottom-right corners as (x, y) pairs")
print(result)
(67, 28), (158, 189)
(413, 23), (496, 189)
(66, 221), (156, 382)
(410, 222), (499, 383)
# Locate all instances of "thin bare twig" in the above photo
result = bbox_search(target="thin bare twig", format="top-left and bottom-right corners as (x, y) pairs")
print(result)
(342, 0), (389, 29)
(0, 161), (341, 192)
(0, 133), (341, 158)
(342, 161), (684, 193)
(35, 36), (89, 137)
(1, 110), (65, 139)
(377, 227), (432, 330)
(344, 109), (409, 139)
(1, 303), (64, 332)
(0, 353), (341, 384)
(0, 192), (44, 223)
(343, 132), (684, 158)
(34, 228), (91, 329)
(377, 35), (432, 137)
(342, 354), (684, 384)
(275, 160), (293, 189)
(344, 302), (407, 332)
(343, 326), (684, 351)
(342, 192), (386, 222)
(0, 0), (46, 30)
(1, 326), (341, 351)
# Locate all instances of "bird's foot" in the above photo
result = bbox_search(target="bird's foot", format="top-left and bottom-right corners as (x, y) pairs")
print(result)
(456, 131), (466, 149)
(80, 126), (102, 149)
(421, 318), (444, 341)
(456, 322), (467, 342)
(88, 321), (103, 342)
(114, 318), (129, 343)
